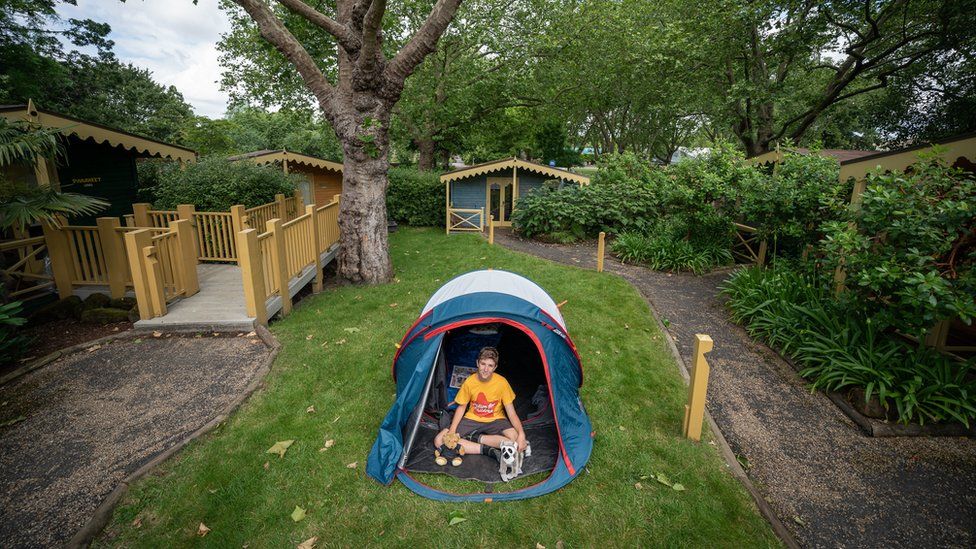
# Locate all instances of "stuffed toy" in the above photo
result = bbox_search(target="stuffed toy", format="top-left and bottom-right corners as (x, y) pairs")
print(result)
(435, 431), (465, 466)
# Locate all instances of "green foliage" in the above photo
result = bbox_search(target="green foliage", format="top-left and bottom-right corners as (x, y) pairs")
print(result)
(819, 155), (976, 338)
(723, 265), (976, 427)
(180, 108), (343, 159)
(386, 167), (445, 226)
(611, 230), (733, 274)
(0, 294), (29, 367)
(145, 157), (298, 211)
(738, 147), (848, 253)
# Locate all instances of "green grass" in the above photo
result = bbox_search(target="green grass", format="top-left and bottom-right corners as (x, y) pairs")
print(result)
(99, 227), (778, 548)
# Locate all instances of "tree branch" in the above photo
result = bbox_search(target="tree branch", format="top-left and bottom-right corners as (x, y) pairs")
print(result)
(384, 0), (463, 86)
(277, 0), (361, 52)
(232, 0), (338, 115)
(358, 0), (387, 67)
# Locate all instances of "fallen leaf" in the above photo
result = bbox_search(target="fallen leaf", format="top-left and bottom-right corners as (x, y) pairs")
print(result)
(324, 439), (335, 448)
(448, 510), (467, 526)
(672, 483), (686, 492)
(246, 331), (256, 337)
(153, 331), (162, 338)
(618, 425), (625, 431)
(263, 461), (270, 469)
(332, 415), (340, 423)
(346, 461), (357, 468)
(208, 488), (218, 494)
(536, 544), (546, 549)
(291, 506), (306, 522)
(556, 542), (564, 549)
(343, 327), (360, 333)
(132, 338), (142, 343)
(197, 523), (211, 537)
(655, 473), (673, 488)
(87, 344), (101, 352)
(335, 338), (346, 345)
(112, 326), (120, 331)
(306, 334), (314, 341)
(793, 516), (807, 527)
(306, 406), (315, 413)
(297, 537), (318, 549)
(0, 415), (26, 428)
(634, 482), (643, 490)
(266, 440), (295, 458)
(624, 324), (630, 329)
(131, 517), (142, 528)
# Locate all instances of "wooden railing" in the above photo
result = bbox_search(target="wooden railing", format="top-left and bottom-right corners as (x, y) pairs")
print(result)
(238, 197), (339, 325)
(61, 225), (108, 285)
(245, 201), (280, 232)
(0, 236), (53, 303)
(732, 223), (767, 265)
(124, 219), (199, 320)
(448, 207), (484, 233)
(194, 211), (239, 262)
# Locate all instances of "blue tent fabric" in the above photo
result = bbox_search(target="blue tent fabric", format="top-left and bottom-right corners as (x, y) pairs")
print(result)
(366, 270), (593, 501)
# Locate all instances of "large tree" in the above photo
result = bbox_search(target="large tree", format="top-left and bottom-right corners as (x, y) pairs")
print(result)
(693, 0), (975, 156)
(228, 0), (463, 284)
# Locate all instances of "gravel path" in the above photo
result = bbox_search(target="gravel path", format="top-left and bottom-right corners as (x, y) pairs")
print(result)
(0, 333), (270, 548)
(493, 228), (976, 548)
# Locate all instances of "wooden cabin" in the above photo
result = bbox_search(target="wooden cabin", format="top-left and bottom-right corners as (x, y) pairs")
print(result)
(0, 100), (197, 223)
(441, 158), (590, 232)
(228, 150), (343, 207)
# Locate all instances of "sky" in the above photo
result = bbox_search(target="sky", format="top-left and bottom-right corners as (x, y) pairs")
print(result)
(56, 0), (232, 118)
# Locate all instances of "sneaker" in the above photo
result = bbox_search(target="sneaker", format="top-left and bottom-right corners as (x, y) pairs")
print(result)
(484, 446), (502, 461)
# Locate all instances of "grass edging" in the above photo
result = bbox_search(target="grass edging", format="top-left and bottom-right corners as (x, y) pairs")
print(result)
(70, 325), (281, 548)
(646, 297), (801, 549)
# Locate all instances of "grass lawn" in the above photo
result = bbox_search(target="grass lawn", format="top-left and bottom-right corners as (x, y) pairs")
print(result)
(99, 227), (778, 547)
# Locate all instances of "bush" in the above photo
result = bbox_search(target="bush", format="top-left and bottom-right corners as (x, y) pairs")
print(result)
(611, 220), (734, 274)
(142, 156), (298, 211)
(819, 154), (976, 338)
(386, 167), (445, 226)
(722, 264), (976, 426)
(0, 296), (29, 367)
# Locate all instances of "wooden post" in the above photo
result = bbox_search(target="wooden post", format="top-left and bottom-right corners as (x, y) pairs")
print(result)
(41, 219), (74, 299)
(124, 214), (136, 227)
(307, 204), (323, 292)
(124, 229), (158, 320)
(96, 217), (127, 298)
(294, 189), (303, 207)
(597, 231), (606, 272)
(177, 205), (198, 265)
(445, 181), (451, 235)
(923, 319), (951, 351)
(230, 204), (246, 233)
(237, 228), (268, 325)
(171, 219), (199, 296)
(489, 215), (495, 245)
(143, 243), (167, 317)
(275, 193), (287, 220)
(757, 240), (768, 266)
(682, 334), (714, 442)
(268, 218), (291, 316)
(132, 203), (151, 227)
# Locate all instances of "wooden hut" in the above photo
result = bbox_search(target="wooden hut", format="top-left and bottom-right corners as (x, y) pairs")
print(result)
(228, 149), (343, 207)
(0, 100), (197, 222)
(441, 158), (590, 233)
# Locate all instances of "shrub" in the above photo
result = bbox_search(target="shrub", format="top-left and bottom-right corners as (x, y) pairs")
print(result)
(611, 221), (734, 275)
(143, 156), (298, 211)
(722, 264), (976, 426)
(819, 153), (976, 338)
(0, 295), (29, 367)
(386, 167), (445, 226)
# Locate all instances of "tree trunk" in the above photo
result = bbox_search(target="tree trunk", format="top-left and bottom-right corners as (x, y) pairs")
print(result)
(416, 137), (436, 171)
(337, 140), (394, 284)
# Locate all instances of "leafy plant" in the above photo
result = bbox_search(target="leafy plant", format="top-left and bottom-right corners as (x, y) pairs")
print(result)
(722, 264), (976, 426)
(145, 156), (298, 211)
(0, 295), (30, 367)
(386, 167), (445, 226)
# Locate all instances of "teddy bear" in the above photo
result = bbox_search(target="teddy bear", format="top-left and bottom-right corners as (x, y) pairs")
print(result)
(435, 431), (465, 467)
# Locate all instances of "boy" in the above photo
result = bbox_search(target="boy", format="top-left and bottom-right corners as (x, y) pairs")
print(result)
(434, 347), (527, 462)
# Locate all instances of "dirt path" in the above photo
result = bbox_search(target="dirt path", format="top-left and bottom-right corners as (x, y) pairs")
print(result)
(0, 333), (271, 548)
(493, 228), (976, 547)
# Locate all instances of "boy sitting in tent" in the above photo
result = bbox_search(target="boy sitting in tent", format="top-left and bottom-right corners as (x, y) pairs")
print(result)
(434, 347), (527, 465)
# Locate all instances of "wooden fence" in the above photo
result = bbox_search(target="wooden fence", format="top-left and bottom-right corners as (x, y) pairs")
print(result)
(732, 223), (767, 266)
(0, 236), (52, 303)
(238, 197), (340, 325)
(124, 220), (199, 320)
(447, 207), (484, 233)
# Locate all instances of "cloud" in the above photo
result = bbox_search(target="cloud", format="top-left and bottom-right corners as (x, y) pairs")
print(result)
(57, 0), (232, 118)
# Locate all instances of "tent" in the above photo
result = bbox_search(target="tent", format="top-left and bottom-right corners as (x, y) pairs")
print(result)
(366, 270), (593, 501)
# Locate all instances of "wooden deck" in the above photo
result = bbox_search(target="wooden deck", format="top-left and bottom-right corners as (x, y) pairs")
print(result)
(132, 245), (338, 331)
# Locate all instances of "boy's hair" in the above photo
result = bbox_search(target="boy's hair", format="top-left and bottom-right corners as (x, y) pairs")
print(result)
(477, 346), (499, 365)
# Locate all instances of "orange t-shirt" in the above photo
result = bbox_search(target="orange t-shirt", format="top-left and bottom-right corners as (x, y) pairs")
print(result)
(455, 373), (515, 423)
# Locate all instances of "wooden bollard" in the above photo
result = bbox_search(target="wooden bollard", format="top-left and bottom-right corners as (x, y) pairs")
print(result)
(682, 334), (714, 441)
(489, 215), (495, 245)
(596, 231), (606, 272)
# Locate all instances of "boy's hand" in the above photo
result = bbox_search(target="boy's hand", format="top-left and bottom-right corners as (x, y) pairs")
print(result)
(516, 432), (527, 451)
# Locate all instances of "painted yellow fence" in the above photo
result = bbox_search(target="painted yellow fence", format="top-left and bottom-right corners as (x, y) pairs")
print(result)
(238, 197), (339, 325)
(124, 219), (199, 320)
(732, 223), (767, 265)
(194, 211), (239, 262)
(447, 207), (484, 233)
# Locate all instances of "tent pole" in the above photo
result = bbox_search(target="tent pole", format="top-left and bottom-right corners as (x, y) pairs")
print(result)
(398, 344), (443, 470)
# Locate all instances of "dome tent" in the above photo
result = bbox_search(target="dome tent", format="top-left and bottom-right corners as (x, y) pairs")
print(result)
(366, 270), (593, 502)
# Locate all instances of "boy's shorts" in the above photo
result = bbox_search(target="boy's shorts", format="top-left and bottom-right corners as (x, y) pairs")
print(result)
(456, 417), (514, 440)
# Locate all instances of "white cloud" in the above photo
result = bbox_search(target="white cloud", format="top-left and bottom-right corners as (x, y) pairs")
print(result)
(57, 0), (232, 117)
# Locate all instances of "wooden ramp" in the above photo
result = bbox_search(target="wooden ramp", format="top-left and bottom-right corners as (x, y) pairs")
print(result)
(134, 246), (338, 332)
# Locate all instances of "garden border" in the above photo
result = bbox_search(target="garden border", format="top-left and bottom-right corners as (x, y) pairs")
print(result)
(648, 302), (801, 549)
(61, 325), (281, 548)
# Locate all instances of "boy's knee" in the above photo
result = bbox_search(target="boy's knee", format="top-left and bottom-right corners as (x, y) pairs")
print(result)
(434, 428), (448, 446)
